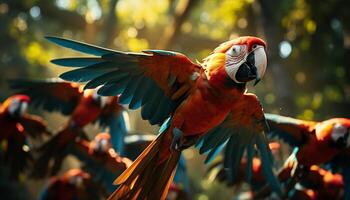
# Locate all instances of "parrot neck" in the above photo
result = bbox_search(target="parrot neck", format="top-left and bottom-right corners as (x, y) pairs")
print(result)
(207, 67), (246, 92)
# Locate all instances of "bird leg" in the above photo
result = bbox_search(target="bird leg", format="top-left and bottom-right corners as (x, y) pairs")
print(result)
(170, 128), (198, 151)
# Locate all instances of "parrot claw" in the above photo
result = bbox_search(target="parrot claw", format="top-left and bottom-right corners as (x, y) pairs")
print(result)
(170, 128), (199, 151)
(171, 128), (183, 151)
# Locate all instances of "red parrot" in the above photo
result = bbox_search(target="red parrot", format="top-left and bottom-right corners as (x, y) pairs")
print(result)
(47, 35), (281, 199)
(207, 142), (281, 192)
(276, 165), (344, 200)
(9, 79), (128, 177)
(0, 94), (49, 178)
(9, 79), (128, 152)
(260, 113), (350, 199)
(71, 133), (132, 193)
(38, 168), (105, 200)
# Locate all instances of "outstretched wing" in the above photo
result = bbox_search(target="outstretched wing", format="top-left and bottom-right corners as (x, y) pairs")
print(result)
(9, 79), (82, 115)
(47, 36), (201, 125)
(197, 93), (281, 195)
(264, 113), (317, 146)
(20, 114), (51, 139)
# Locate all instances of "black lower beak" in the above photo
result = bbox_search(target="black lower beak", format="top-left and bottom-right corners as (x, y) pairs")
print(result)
(235, 63), (257, 82)
(235, 52), (260, 85)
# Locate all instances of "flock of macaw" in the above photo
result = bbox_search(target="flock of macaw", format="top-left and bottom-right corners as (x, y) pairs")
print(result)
(0, 35), (349, 200)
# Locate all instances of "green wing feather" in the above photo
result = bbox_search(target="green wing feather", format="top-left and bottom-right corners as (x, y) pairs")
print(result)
(48, 36), (198, 125)
(196, 95), (282, 195)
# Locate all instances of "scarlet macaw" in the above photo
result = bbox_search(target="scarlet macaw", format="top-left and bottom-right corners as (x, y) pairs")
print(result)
(38, 168), (105, 200)
(0, 94), (49, 178)
(47, 35), (281, 199)
(9, 79), (128, 177)
(262, 113), (350, 199)
(207, 142), (281, 193)
(9, 79), (128, 152)
(71, 133), (132, 193)
(295, 165), (344, 200)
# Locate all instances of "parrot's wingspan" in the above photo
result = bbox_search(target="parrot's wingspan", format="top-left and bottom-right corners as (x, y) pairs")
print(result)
(20, 114), (51, 139)
(197, 94), (281, 195)
(264, 113), (316, 146)
(9, 79), (82, 115)
(47, 36), (201, 125)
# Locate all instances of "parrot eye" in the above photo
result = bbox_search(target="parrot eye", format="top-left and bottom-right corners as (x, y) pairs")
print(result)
(252, 44), (258, 49)
(227, 45), (241, 57)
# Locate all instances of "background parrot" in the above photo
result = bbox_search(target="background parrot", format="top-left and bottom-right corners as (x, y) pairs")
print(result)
(46, 35), (281, 200)
(294, 165), (344, 200)
(258, 113), (350, 199)
(71, 133), (132, 193)
(9, 79), (128, 177)
(206, 142), (281, 193)
(0, 94), (50, 178)
(38, 168), (105, 200)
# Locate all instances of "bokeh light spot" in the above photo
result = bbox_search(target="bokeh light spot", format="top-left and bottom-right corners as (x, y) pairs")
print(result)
(279, 41), (292, 58)
(264, 93), (275, 104)
(295, 72), (306, 84)
(197, 194), (209, 200)
(127, 27), (138, 38)
(0, 3), (9, 14)
(237, 18), (248, 29)
(29, 6), (41, 19)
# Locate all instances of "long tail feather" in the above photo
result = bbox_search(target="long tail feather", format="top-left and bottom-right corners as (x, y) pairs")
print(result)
(108, 133), (180, 200)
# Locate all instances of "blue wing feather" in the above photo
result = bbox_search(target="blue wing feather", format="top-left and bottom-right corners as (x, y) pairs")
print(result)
(197, 121), (281, 195)
(48, 36), (190, 125)
(46, 36), (115, 56)
(51, 57), (104, 67)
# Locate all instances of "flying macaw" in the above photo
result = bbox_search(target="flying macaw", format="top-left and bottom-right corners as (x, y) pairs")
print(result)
(9, 79), (129, 153)
(71, 133), (132, 193)
(298, 165), (344, 199)
(261, 113), (350, 199)
(9, 79), (128, 177)
(207, 142), (281, 193)
(47, 35), (281, 199)
(38, 168), (105, 200)
(0, 94), (49, 178)
(275, 165), (344, 200)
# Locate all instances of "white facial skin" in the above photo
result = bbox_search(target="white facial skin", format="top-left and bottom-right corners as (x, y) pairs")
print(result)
(69, 175), (83, 187)
(92, 90), (108, 108)
(331, 123), (350, 147)
(94, 138), (110, 152)
(225, 44), (267, 83)
(8, 100), (28, 117)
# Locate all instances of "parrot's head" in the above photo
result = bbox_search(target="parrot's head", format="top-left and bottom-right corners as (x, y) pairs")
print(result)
(203, 36), (267, 87)
(64, 169), (90, 188)
(330, 122), (350, 148)
(84, 89), (108, 108)
(3, 94), (30, 118)
(92, 133), (112, 153)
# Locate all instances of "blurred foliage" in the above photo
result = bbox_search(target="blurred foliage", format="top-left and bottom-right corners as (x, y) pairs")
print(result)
(1, 0), (350, 199)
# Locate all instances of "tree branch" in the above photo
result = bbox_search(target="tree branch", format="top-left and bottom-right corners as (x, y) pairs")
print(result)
(157, 0), (199, 49)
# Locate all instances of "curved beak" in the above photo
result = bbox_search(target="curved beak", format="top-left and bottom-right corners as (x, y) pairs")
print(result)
(235, 46), (267, 86)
